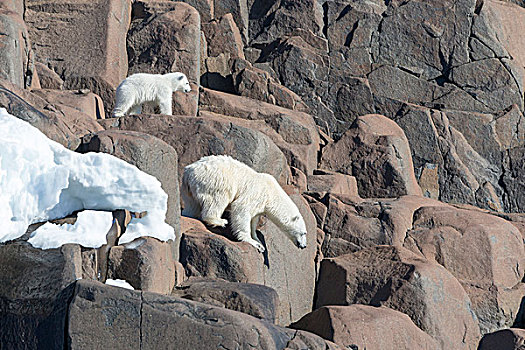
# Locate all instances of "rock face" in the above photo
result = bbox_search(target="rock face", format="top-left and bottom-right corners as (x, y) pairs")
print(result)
(316, 246), (481, 349)
(321, 114), (422, 198)
(98, 113), (290, 185)
(67, 280), (340, 350)
(171, 277), (279, 323)
(403, 205), (525, 334)
(291, 305), (438, 350)
(0, 1), (37, 89)
(180, 192), (317, 326)
(25, 0), (131, 114)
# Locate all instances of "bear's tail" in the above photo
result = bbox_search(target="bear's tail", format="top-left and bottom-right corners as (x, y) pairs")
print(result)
(181, 170), (201, 218)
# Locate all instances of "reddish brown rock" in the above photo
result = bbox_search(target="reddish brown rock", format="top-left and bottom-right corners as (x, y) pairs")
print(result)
(199, 88), (319, 175)
(67, 280), (341, 350)
(0, 79), (103, 150)
(321, 114), (422, 198)
(180, 193), (317, 326)
(291, 305), (438, 350)
(127, 1), (200, 84)
(107, 237), (176, 295)
(0, 4), (38, 89)
(203, 13), (244, 60)
(316, 246), (481, 349)
(307, 170), (359, 197)
(171, 277), (279, 323)
(25, 0), (131, 114)
(32, 89), (105, 120)
(478, 328), (525, 350)
(34, 62), (64, 90)
(214, 0), (248, 44)
(98, 113), (290, 185)
(404, 205), (525, 334)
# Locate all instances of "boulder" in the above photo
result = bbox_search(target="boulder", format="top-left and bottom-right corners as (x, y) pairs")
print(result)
(213, 0), (248, 44)
(127, 1), (200, 85)
(31, 89), (105, 120)
(171, 277), (279, 323)
(77, 129), (180, 238)
(25, 0), (131, 114)
(202, 13), (244, 60)
(67, 280), (341, 349)
(98, 113), (290, 185)
(0, 79), (103, 150)
(0, 5), (38, 89)
(0, 242), (83, 348)
(320, 114), (422, 198)
(107, 237), (176, 295)
(34, 62), (63, 89)
(316, 246), (481, 349)
(404, 205), (525, 334)
(180, 192), (317, 326)
(306, 170), (359, 197)
(199, 88), (319, 175)
(478, 328), (525, 350)
(291, 305), (438, 350)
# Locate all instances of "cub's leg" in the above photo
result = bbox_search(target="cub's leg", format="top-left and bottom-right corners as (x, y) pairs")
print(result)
(231, 202), (265, 253)
(197, 193), (229, 227)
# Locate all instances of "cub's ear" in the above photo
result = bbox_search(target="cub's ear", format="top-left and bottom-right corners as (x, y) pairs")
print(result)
(292, 215), (300, 221)
(177, 75), (184, 81)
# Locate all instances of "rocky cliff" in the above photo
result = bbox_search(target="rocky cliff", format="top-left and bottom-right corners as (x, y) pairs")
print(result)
(1, 0), (525, 349)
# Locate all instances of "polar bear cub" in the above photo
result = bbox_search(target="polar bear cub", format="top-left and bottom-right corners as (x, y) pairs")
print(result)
(181, 155), (307, 253)
(112, 72), (191, 117)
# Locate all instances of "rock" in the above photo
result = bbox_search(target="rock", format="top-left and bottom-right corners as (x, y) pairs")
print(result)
(0, 79), (103, 150)
(0, 4), (38, 89)
(320, 114), (422, 198)
(107, 237), (176, 295)
(214, 0), (248, 44)
(307, 170), (359, 197)
(31, 89), (105, 120)
(403, 205), (525, 334)
(78, 129), (180, 237)
(249, 0), (324, 46)
(25, 0), (131, 114)
(231, 59), (307, 111)
(180, 192), (317, 326)
(503, 146), (525, 212)
(34, 62), (64, 89)
(478, 328), (525, 350)
(291, 305), (438, 350)
(0, 242), (82, 348)
(171, 277), (279, 323)
(172, 82), (199, 116)
(203, 13), (244, 60)
(316, 246), (480, 349)
(127, 1), (200, 85)
(67, 280), (341, 349)
(175, 0), (213, 22)
(199, 88), (319, 175)
(98, 113), (290, 185)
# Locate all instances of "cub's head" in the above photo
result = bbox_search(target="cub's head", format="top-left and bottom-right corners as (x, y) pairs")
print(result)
(286, 214), (307, 249)
(169, 73), (192, 93)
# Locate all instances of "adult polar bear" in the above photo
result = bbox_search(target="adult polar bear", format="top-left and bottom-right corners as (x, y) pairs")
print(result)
(182, 155), (308, 252)
(112, 72), (191, 117)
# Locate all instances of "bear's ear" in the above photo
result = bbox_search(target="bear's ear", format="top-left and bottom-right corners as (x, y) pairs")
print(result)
(292, 215), (300, 222)
(177, 75), (184, 81)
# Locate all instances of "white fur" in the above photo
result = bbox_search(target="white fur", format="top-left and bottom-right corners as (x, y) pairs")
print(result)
(112, 72), (191, 117)
(181, 155), (308, 253)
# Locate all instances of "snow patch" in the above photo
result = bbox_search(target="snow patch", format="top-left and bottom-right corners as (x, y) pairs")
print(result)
(0, 108), (174, 246)
(105, 279), (135, 290)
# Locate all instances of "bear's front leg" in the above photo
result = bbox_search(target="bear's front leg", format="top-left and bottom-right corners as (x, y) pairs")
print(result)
(231, 204), (265, 253)
(157, 92), (173, 115)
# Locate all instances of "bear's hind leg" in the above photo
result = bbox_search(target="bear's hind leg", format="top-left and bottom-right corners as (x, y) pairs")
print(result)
(181, 184), (201, 219)
(129, 104), (142, 115)
(231, 203), (265, 253)
(198, 193), (229, 227)
(112, 92), (135, 117)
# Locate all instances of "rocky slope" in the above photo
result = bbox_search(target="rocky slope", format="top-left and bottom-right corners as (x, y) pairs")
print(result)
(1, 0), (525, 349)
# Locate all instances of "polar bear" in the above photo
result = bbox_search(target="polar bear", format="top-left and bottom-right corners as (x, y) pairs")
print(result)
(112, 72), (191, 117)
(181, 155), (307, 253)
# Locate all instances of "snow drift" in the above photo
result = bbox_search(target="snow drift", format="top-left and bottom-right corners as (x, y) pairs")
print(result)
(0, 108), (174, 247)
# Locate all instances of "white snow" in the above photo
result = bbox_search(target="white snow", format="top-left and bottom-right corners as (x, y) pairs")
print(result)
(28, 210), (114, 249)
(0, 108), (174, 247)
(105, 279), (135, 290)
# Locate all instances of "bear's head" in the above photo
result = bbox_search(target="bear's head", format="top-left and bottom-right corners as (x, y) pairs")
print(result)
(285, 214), (307, 249)
(168, 72), (192, 93)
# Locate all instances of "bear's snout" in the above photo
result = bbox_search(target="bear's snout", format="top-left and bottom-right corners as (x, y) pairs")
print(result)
(295, 234), (307, 249)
